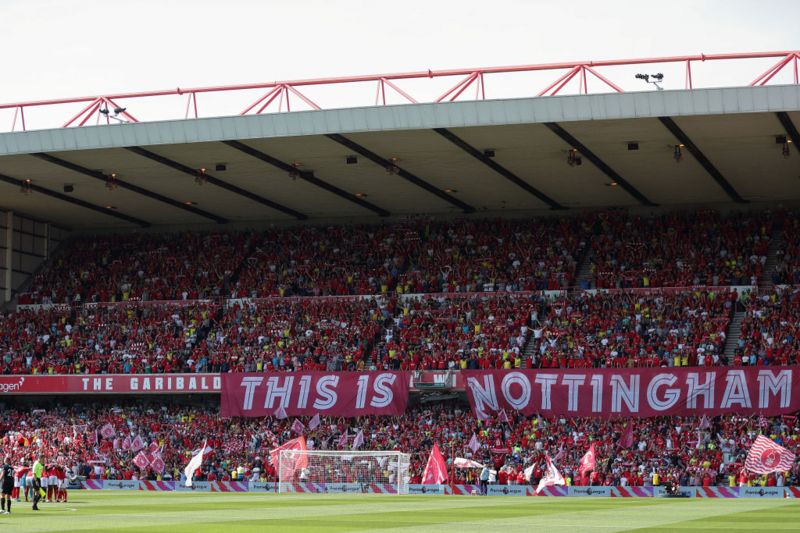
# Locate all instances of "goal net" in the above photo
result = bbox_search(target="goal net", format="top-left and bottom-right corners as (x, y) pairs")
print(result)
(278, 450), (411, 494)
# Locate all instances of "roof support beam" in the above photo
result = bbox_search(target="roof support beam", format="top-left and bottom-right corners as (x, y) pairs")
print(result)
(221, 140), (390, 217)
(657, 117), (746, 203)
(543, 122), (656, 206)
(0, 172), (150, 227)
(125, 147), (307, 220)
(31, 152), (227, 224)
(776, 112), (800, 155)
(325, 134), (475, 213)
(432, 128), (565, 209)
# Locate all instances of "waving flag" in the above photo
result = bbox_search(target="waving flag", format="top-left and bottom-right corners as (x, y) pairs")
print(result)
(131, 435), (145, 453)
(536, 456), (565, 494)
(184, 440), (208, 487)
(100, 423), (115, 439)
(150, 454), (165, 473)
(422, 443), (448, 484)
(122, 436), (132, 451)
(699, 415), (711, 430)
(745, 435), (795, 474)
(269, 436), (308, 480)
(291, 419), (306, 435)
(618, 423), (634, 449)
(337, 431), (348, 448)
(308, 413), (321, 431)
(133, 451), (150, 470)
(498, 409), (510, 424)
(148, 442), (160, 454)
(454, 457), (484, 469)
(352, 430), (365, 450)
(467, 433), (481, 454)
(579, 443), (596, 478)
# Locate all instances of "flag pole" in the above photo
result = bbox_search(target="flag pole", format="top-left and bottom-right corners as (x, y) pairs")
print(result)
(449, 442), (455, 494)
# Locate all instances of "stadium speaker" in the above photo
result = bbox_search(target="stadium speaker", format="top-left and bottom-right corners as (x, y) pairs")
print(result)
(63, 184), (74, 193)
(215, 163), (227, 171)
(483, 149), (495, 158)
(346, 155), (358, 165)
(627, 142), (639, 151)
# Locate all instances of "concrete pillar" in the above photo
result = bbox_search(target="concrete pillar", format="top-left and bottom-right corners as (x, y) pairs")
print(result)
(4, 211), (12, 303)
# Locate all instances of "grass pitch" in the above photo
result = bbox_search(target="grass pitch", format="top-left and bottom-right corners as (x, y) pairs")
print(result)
(1, 491), (798, 532)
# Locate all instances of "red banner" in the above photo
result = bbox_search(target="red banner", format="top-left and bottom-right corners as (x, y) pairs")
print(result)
(0, 374), (221, 395)
(463, 367), (800, 419)
(220, 372), (409, 418)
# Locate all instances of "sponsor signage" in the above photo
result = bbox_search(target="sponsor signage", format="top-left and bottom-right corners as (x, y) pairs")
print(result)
(248, 481), (277, 492)
(569, 486), (613, 497)
(739, 486), (783, 498)
(221, 372), (409, 418)
(407, 484), (446, 495)
(0, 374), (221, 395)
(175, 481), (212, 492)
(464, 367), (800, 419)
(487, 485), (532, 496)
(102, 479), (140, 490)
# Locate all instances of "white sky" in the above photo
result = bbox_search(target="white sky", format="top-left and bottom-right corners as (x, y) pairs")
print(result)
(2, 0), (799, 129)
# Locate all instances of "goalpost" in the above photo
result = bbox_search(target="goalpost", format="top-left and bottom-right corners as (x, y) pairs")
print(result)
(278, 450), (411, 495)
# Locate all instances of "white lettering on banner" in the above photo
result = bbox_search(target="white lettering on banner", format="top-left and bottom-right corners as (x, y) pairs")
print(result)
(466, 375), (498, 419)
(561, 375), (585, 412)
(501, 373), (531, 411)
(355, 375), (369, 408)
(590, 374), (603, 412)
(264, 376), (294, 409)
(313, 376), (339, 410)
(686, 372), (716, 409)
(740, 487), (783, 498)
(610, 375), (640, 413)
(176, 377), (184, 390)
(647, 374), (680, 411)
(297, 375), (312, 409)
(721, 370), (752, 409)
(371, 373), (396, 408)
(757, 370), (791, 409)
(534, 374), (557, 410)
(241, 377), (264, 410)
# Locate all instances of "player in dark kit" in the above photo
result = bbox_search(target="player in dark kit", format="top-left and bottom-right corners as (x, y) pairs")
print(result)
(0, 456), (14, 514)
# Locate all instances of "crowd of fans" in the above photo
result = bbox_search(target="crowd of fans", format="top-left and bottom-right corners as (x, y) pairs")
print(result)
(0, 401), (796, 488)
(19, 209), (792, 307)
(4, 286), (800, 374)
(773, 212), (800, 286)
(734, 286), (800, 367)
(531, 289), (735, 369)
(587, 210), (773, 289)
(0, 302), (218, 375)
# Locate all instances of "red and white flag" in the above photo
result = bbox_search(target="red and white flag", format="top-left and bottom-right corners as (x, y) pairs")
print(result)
(148, 442), (160, 454)
(121, 436), (132, 451)
(133, 451), (150, 470)
(467, 433), (481, 454)
(291, 419), (306, 435)
(422, 443), (448, 484)
(618, 423), (634, 449)
(308, 413), (321, 431)
(578, 443), (596, 478)
(454, 457), (483, 469)
(745, 435), (795, 474)
(536, 455), (565, 494)
(699, 415), (711, 430)
(130, 435), (145, 453)
(498, 409), (510, 424)
(150, 454), (165, 473)
(275, 405), (288, 420)
(352, 430), (365, 450)
(269, 436), (309, 480)
(100, 423), (115, 439)
(184, 440), (208, 487)
(337, 431), (348, 449)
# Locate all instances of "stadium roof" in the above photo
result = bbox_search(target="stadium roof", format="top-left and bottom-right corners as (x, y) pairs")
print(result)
(1, 78), (799, 229)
